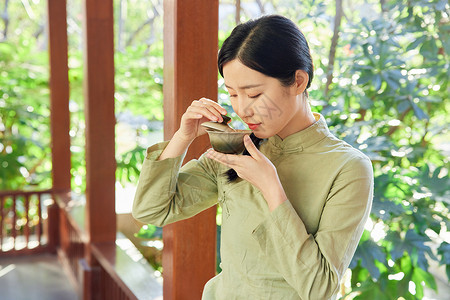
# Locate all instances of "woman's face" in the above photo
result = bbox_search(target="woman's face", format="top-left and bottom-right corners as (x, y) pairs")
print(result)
(223, 59), (306, 139)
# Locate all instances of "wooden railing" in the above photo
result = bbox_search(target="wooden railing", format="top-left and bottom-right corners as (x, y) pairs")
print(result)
(91, 243), (139, 300)
(53, 192), (161, 300)
(1, 190), (161, 299)
(89, 240), (162, 300)
(0, 189), (58, 256)
(54, 192), (86, 292)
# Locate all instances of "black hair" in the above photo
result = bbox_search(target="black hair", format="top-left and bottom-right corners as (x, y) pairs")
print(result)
(218, 15), (314, 89)
(218, 15), (314, 182)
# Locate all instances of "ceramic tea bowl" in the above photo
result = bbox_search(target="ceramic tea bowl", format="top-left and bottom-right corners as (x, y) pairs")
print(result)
(205, 129), (252, 154)
(201, 115), (251, 154)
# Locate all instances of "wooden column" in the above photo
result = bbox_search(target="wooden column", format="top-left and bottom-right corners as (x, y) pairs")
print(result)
(82, 0), (116, 254)
(48, 0), (71, 193)
(163, 1), (219, 299)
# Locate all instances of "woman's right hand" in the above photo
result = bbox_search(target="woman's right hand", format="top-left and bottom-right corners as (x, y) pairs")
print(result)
(176, 98), (228, 142)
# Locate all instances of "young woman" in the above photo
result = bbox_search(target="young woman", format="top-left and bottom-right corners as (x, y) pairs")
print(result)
(133, 15), (373, 300)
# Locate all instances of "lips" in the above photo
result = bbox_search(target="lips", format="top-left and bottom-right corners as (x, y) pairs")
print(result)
(246, 123), (261, 130)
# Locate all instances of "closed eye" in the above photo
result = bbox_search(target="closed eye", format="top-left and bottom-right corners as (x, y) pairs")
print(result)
(228, 93), (262, 99)
(249, 93), (262, 99)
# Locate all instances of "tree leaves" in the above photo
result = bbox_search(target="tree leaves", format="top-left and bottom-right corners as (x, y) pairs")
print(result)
(420, 38), (439, 61)
(340, 6), (448, 296)
(386, 230), (437, 272)
(437, 242), (450, 280)
(406, 36), (427, 52)
(371, 195), (408, 221)
(412, 266), (438, 297)
(3, 1), (449, 299)
(418, 164), (450, 197)
(1, 39), (51, 190)
(350, 233), (387, 280)
(381, 70), (401, 91)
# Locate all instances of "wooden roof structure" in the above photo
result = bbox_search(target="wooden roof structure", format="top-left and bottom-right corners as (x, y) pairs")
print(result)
(1, 0), (219, 299)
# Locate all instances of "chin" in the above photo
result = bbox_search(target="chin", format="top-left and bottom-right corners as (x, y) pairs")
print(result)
(251, 125), (277, 139)
(253, 131), (272, 139)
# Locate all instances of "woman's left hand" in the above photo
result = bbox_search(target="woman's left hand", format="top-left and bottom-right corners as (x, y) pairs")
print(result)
(205, 135), (287, 211)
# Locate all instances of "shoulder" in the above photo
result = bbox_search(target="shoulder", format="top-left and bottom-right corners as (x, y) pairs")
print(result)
(340, 152), (373, 180)
(320, 133), (373, 178)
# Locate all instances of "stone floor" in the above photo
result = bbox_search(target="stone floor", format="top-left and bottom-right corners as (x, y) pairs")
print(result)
(0, 254), (78, 300)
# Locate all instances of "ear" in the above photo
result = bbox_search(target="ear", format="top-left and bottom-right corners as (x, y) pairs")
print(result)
(293, 70), (309, 95)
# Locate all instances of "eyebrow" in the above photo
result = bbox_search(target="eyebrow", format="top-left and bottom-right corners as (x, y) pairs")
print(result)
(224, 84), (263, 90)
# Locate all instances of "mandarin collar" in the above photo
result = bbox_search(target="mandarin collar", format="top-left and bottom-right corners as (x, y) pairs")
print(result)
(266, 113), (330, 153)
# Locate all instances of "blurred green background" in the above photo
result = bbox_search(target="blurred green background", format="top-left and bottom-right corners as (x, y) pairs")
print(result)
(1, 0), (449, 299)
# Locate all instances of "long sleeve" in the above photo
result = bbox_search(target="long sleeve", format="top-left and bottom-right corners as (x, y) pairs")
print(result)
(251, 155), (373, 299)
(132, 140), (219, 226)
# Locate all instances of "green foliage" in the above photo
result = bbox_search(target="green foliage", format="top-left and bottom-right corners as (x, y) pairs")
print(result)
(0, 39), (51, 190)
(116, 145), (147, 184)
(135, 224), (162, 239)
(438, 242), (450, 280)
(1, 0), (165, 192)
(313, 0), (450, 298)
(115, 44), (164, 121)
(2, 0), (449, 298)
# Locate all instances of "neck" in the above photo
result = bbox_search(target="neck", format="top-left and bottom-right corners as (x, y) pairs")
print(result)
(302, 101), (316, 126)
(278, 94), (316, 140)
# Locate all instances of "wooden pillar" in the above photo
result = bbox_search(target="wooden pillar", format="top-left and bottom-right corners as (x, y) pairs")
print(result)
(82, 0), (116, 256)
(163, 1), (219, 299)
(48, 0), (71, 193)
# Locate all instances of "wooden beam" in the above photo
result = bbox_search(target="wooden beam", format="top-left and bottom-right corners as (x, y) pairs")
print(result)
(82, 0), (116, 251)
(163, 1), (219, 299)
(48, 0), (71, 193)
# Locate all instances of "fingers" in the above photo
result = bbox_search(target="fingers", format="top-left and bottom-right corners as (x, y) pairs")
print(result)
(191, 98), (227, 122)
(199, 98), (228, 115)
(188, 105), (221, 122)
(243, 135), (261, 159)
(183, 110), (203, 120)
(205, 149), (237, 168)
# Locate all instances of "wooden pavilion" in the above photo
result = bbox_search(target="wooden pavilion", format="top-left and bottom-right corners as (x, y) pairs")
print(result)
(0, 0), (219, 299)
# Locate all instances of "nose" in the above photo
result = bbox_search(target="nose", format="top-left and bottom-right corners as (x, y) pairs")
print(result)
(234, 95), (254, 120)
